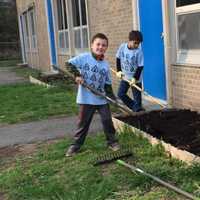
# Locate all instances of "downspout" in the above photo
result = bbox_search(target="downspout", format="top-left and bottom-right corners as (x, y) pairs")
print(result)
(132, 0), (139, 30)
(162, 0), (173, 106)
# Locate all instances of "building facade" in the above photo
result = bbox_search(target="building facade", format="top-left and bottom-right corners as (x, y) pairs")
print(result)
(16, 0), (200, 111)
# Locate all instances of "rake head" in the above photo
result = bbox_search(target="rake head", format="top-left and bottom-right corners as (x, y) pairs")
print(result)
(93, 148), (133, 166)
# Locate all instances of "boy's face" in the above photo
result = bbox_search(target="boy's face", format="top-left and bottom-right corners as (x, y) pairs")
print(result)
(91, 38), (108, 56)
(128, 40), (140, 49)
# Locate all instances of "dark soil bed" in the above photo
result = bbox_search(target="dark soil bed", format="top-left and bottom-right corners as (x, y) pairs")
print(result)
(116, 109), (200, 156)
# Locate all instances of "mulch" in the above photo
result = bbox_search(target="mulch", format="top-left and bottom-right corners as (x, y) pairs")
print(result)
(116, 109), (200, 156)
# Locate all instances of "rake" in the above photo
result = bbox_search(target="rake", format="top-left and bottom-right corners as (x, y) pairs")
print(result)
(52, 65), (143, 117)
(94, 150), (198, 200)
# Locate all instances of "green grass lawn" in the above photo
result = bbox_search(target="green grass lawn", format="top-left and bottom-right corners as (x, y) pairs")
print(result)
(0, 59), (21, 68)
(0, 59), (78, 124)
(0, 83), (77, 124)
(0, 130), (200, 200)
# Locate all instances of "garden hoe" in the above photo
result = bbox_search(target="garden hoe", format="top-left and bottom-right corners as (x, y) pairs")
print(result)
(52, 65), (143, 117)
(94, 150), (198, 200)
(111, 68), (167, 109)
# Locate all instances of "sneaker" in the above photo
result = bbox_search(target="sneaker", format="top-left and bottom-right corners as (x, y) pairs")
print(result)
(108, 142), (120, 151)
(65, 145), (80, 157)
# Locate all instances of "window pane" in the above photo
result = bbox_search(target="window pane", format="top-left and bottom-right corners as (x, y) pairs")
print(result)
(64, 31), (69, 48)
(30, 11), (35, 35)
(74, 29), (81, 48)
(80, 0), (87, 25)
(32, 35), (36, 49)
(176, 0), (200, 7)
(57, 0), (63, 30)
(24, 13), (29, 36)
(62, 0), (68, 29)
(58, 31), (65, 48)
(178, 12), (200, 49)
(72, 0), (80, 27)
(82, 28), (88, 48)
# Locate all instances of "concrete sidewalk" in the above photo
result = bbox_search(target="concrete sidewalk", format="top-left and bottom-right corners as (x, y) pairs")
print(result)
(0, 67), (26, 85)
(0, 115), (102, 148)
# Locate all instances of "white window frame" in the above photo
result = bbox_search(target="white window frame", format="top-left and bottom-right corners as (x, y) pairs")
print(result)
(22, 11), (30, 52)
(21, 8), (37, 53)
(53, 0), (89, 56)
(28, 8), (37, 52)
(71, 0), (89, 55)
(56, 0), (70, 54)
(175, 3), (200, 65)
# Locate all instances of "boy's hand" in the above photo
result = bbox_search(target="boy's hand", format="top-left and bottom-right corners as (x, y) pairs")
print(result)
(75, 76), (84, 85)
(116, 71), (124, 79)
(130, 78), (136, 86)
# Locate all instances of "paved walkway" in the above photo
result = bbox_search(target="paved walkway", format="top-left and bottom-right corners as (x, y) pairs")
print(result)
(0, 64), (103, 148)
(0, 62), (164, 148)
(0, 115), (102, 148)
(0, 67), (26, 85)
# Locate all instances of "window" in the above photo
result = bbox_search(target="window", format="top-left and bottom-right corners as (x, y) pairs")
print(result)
(54, 0), (89, 55)
(23, 11), (30, 51)
(21, 8), (37, 52)
(176, 0), (200, 7)
(176, 1), (200, 64)
(29, 8), (37, 50)
(56, 0), (69, 51)
(71, 0), (88, 54)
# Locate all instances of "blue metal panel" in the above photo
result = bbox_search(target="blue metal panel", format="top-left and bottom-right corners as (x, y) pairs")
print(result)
(46, 0), (57, 65)
(139, 0), (166, 100)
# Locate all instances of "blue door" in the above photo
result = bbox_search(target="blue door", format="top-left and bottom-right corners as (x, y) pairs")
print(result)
(139, 0), (166, 100)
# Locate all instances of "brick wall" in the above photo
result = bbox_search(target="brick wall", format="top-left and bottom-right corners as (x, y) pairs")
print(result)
(88, 0), (133, 92)
(55, 0), (134, 92)
(172, 65), (200, 111)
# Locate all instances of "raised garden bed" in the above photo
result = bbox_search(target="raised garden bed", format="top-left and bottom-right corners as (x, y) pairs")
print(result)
(113, 109), (200, 164)
(29, 72), (75, 89)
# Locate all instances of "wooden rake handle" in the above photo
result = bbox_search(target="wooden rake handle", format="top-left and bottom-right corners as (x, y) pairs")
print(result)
(52, 65), (138, 116)
(111, 68), (166, 108)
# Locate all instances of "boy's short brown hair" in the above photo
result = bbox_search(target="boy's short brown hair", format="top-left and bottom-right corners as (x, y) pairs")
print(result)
(129, 30), (143, 42)
(91, 33), (108, 45)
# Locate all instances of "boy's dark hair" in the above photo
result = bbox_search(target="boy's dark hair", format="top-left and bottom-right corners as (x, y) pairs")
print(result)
(91, 33), (108, 45)
(129, 30), (143, 42)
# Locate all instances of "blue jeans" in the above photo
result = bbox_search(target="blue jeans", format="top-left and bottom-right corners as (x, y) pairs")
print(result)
(118, 80), (142, 112)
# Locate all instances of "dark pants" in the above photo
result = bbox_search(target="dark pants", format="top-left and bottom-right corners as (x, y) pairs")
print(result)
(118, 80), (142, 112)
(72, 104), (117, 148)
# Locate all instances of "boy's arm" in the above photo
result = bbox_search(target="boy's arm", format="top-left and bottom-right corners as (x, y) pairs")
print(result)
(133, 66), (144, 80)
(130, 66), (143, 86)
(66, 62), (83, 84)
(116, 58), (124, 78)
(116, 58), (122, 72)
(104, 84), (116, 100)
(66, 62), (81, 77)
(131, 50), (144, 83)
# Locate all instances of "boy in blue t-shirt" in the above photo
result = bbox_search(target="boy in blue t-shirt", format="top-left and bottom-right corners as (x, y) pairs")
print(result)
(116, 30), (144, 112)
(65, 33), (119, 157)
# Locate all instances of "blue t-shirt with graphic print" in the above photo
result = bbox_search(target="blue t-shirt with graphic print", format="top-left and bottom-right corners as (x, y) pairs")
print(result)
(116, 43), (144, 81)
(68, 52), (112, 105)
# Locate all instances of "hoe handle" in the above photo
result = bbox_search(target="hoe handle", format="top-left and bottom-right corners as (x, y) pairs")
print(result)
(117, 160), (197, 200)
(111, 68), (166, 108)
(53, 65), (137, 116)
